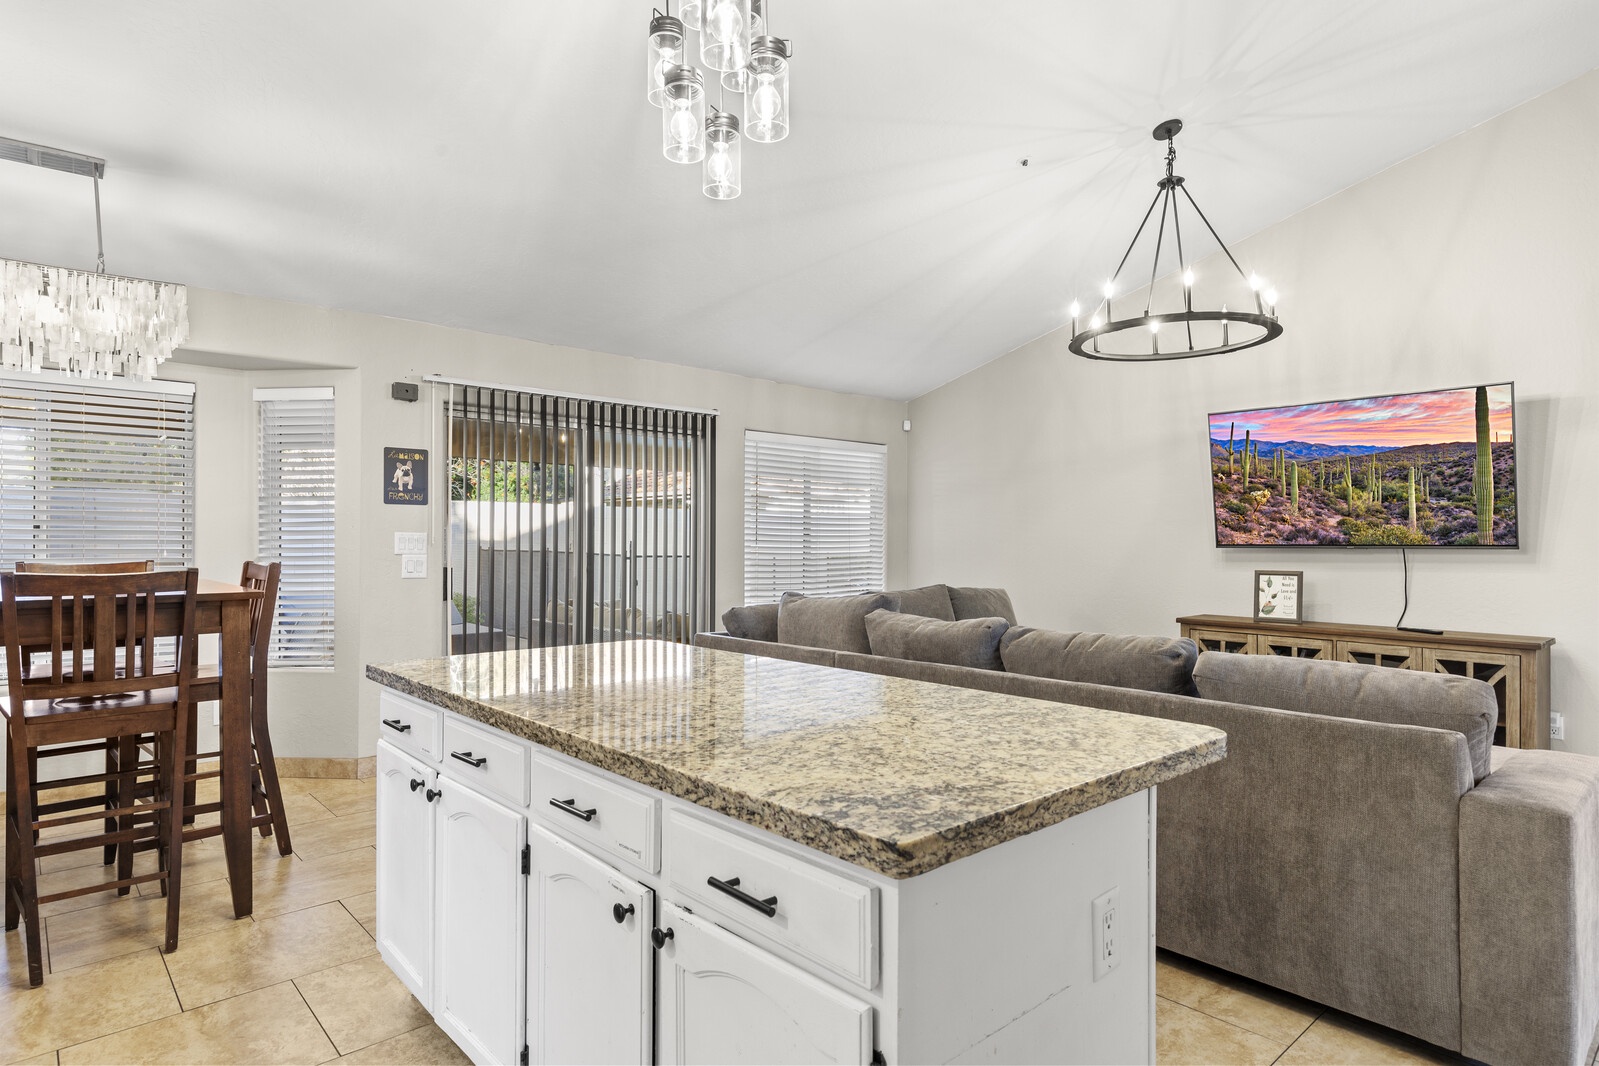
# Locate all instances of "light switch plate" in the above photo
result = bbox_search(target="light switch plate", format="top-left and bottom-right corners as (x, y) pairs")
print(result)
(400, 553), (428, 579)
(394, 532), (426, 555)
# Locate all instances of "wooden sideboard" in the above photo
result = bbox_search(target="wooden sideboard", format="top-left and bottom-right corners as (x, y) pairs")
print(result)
(1176, 614), (1555, 749)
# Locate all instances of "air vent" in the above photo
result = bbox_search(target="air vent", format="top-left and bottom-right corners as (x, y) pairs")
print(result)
(0, 136), (104, 179)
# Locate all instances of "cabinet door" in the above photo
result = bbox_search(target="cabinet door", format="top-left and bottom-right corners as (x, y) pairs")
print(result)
(527, 825), (652, 1065)
(656, 902), (872, 1066)
(436, 779), (526, 1066)
(376, 741), (435, 1009)
(1187, 627), (1255, 654)
(1335, 639), (1419, 670)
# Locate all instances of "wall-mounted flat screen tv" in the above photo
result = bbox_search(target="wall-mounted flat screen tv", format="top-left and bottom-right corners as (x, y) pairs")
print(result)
(1209, 382), (1517, 547)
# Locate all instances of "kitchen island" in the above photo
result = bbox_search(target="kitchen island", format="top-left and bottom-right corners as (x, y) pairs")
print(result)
(368, 640), (1225, 1065)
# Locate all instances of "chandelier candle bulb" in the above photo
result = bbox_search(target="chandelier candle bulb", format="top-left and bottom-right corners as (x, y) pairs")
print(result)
(721, 0), (765, 91)
(647, 13), (687, 107)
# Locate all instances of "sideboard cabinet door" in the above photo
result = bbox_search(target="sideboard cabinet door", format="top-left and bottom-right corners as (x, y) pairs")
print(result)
(435, 778), (527, 1066)
(376, 741), (435, 1009)
(656, 902), (872, 1066)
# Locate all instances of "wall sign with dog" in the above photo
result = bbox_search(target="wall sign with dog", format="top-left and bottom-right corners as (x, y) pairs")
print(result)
(384, 447), (428, 505)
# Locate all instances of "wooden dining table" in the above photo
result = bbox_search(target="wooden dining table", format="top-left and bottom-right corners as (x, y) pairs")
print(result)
(4, 577), (263, 918)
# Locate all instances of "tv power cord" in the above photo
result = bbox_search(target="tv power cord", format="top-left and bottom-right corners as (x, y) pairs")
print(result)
(1395, 548), (1444, 635)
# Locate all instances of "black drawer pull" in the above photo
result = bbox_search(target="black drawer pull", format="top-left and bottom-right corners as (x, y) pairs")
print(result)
(409, 778), (425, 792)
(613, 902), (635, 924)
(707, 875), (778, 917)
(425, 788), (442, 803)
(549, 797), (597, 822)
(382, 718), (412, 733)
(450, 750), (488, 768)
(651, 926), (674, 949)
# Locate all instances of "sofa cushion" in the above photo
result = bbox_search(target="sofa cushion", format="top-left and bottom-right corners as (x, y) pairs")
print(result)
(722, 602), (780, 642)
(1192, 651), (1496, 783)
(778, 591), (900, 655)
(1000, 627), (1199, 695)
(948, 586), (1017, 624)
(885, 583), (956, 622)
(864, 609), (1008, 671)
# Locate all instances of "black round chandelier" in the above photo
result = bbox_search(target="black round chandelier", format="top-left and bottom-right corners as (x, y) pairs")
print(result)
(1067, 119), (1282, 362)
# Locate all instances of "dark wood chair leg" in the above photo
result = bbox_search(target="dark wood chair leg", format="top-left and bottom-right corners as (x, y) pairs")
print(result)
(115, 736), (138, 895)
(182, 703), (198, 825)
(102, 739), (120, 865)
(9, 732), (45, 986)
(4, 741), (19, 932)
(250, 704), (293, 856)
(163, 722), (185, 953)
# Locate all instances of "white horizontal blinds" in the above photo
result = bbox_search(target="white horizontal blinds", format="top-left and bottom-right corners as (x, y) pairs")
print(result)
(0, 373), (195, 567)
(448, 385), (715, 651)
(743, 430), (886, 603)
(256, 388), (335, 667)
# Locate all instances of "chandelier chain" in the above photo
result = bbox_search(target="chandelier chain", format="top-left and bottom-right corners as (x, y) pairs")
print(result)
(92, 175), (106, 274)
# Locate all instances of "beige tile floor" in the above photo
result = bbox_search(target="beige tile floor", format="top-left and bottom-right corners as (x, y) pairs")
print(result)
(4, 775), (1478, 1066)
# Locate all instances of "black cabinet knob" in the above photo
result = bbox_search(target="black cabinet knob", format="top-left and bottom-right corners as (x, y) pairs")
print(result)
(613, 902), (635, 924)
(651, 926), (674, 950)
(409, 778), (425, 792)
(425, 788), (442, 803)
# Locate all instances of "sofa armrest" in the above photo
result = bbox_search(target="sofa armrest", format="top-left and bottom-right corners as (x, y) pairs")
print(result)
(691, 631), (839, 668)
(1460, 750), (1599, 1066)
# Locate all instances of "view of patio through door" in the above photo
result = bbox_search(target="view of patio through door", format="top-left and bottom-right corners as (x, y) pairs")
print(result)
(446, 385), (715, 653)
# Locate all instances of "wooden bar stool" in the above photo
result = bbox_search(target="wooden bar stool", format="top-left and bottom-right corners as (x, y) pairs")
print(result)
(2, 568), (200, 987)
(176, 561), (291, 854)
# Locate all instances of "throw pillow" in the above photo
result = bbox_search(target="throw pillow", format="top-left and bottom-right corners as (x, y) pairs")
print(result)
(1000, 627), (1199, 695)
(722, 602), (780, 642)
(948, 586), (1018, 624)
(778, 591), (901, 654)
(864, 609), (1009, 671)
(884, 584), (956, 621)
(1191, 651), (1495, 783)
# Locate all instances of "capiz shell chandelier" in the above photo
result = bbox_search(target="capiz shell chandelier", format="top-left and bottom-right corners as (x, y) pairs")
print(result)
(0, 137), (188, 381)
(1068, 119), (1280, 361)
(646, 0), (791, 200)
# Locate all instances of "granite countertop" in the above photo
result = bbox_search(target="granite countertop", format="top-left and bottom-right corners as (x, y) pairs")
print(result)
(367, 641), (1226, 879)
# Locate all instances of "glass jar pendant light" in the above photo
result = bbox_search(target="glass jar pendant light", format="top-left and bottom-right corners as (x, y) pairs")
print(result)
(745, 35), (789, 143)
(700, 0), (751, 72)
(662, 66), (706, 163)
(704, 111), (741, 199)
(646, 11), (686, 107)
(721, 0), (764, 91)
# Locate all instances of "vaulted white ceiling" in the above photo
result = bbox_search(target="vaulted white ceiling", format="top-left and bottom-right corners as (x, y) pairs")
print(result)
(0, 2), (1594, 400)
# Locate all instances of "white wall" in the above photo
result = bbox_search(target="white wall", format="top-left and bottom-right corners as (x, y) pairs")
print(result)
(165, 292), (909, 762)
(907, 71), (1599, 754)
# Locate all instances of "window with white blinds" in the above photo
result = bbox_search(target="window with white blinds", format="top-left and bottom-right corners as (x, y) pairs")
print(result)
(0, 373), (195, 567)
(743, 430), (886, 603)
(256, 387), (335, 667)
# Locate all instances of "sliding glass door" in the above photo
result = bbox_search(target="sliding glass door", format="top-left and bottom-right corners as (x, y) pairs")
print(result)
(446, 385), (715, 652)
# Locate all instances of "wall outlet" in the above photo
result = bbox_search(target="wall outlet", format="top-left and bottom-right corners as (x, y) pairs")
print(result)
(1552, 711), (1566, 741)
(394, 532), (426, 555)
(1092, 887), (1120, 981)
(401, 553), (428, 579)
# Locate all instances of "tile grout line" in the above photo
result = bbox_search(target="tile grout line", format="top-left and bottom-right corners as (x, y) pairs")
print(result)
(290, 975), (343, 1062)
(1269, 1007), (1328, 1066)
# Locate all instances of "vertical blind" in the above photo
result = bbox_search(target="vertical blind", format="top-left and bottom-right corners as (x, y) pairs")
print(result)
(256, 388), (336, 666)
(448, 385), (715, 651)
(0, 372), (195, 567)
(743, 430), (886, 603)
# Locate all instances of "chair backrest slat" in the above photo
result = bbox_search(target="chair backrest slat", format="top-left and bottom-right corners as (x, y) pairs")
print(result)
(14, 560), (156, 574)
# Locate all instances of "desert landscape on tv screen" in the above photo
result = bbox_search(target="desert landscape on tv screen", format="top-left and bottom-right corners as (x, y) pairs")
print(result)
(1210, 384), (1516, 547)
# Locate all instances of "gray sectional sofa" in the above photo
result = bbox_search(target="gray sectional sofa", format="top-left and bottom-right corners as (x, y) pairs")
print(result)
(696, 584), (1599, 1066)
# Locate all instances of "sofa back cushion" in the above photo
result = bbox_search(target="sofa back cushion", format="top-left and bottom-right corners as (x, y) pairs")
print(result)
(1192, 651), (1496, 783)
(1000, 627), (1199, 695)
(885, 584), (956, 622)
(778, 591), (901, 654)
(948, 586), (1017, 624)
(864, 609), (1008, 671)
(722, 602), (780, 642)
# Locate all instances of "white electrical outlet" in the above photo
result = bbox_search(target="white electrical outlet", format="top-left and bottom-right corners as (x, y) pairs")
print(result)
(1092, 887), (1120, 981)
(394, 532), (426, 555)
(1552, 711), (1566, 741)
(401, 553), (428, 579)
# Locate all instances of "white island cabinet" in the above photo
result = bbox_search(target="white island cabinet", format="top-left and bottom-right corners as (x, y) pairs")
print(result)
(369, 641), (1226, 1065)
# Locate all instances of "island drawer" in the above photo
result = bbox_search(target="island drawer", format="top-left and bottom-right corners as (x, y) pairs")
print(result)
(440, 715), (530, 806)
(378, 690), (440, 761)
(662, 809), (878, 989)
(530, 752), (660, 873)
